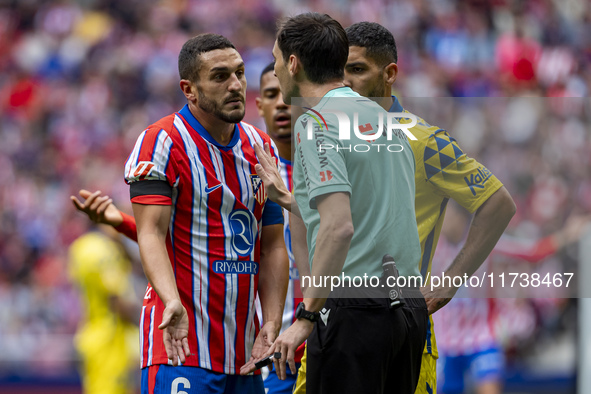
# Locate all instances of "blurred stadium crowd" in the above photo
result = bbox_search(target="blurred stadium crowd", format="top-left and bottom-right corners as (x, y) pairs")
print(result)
(0, 0), (589, 389)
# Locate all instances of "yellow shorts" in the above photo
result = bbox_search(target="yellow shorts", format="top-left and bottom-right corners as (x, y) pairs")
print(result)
(293, 344), (307, 394)
(293, 344), (436, 394)
(415, 352), (437, 394)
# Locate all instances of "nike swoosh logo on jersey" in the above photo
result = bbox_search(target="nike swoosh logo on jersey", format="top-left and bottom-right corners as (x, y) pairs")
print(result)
(205, 183), (223, 193)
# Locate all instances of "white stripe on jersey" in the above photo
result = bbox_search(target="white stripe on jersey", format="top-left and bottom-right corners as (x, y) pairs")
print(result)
(173, 115), (212, 370)
(124, 129), (173, 182)
(207, 145), (238, 373)
(148, 306), (155, 366)
(150, 129), (173, 181)
(124, 129), (147, 179)
(139, 305), (146, 368)
(241, 123), (281, 170)
(232, 139), (257, 214)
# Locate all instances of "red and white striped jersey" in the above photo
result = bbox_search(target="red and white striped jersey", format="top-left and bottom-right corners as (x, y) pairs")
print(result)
(125, 105), (284, 374)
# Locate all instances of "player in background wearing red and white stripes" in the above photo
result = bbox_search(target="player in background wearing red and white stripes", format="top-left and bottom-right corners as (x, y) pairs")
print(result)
(123, 34), (288, 394)
(71, 60), (306, 394)
(255, 62), (308, 393)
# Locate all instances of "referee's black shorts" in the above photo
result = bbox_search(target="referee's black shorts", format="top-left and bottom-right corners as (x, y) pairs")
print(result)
(306, 286), (428, 394)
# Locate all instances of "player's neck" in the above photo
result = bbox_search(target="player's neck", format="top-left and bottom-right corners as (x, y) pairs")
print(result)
(189, 103), (236, 145)
(274, 140), (292, 162)
(377, 95), (394, 111)
(298, 80), (346, 100)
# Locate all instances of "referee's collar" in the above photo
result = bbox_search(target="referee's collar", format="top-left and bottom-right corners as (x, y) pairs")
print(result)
(178, 104), (240, 150)
(388, 95), (404, 113)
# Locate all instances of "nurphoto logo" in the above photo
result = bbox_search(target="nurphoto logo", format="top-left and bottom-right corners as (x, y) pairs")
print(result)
(301, 108), (418, 153)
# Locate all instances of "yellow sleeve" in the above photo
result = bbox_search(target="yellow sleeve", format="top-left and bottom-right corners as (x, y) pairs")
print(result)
(421, 130), (503, 213)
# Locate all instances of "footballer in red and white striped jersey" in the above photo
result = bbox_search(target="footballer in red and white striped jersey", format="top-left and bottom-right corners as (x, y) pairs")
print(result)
(125, 104), (284, 375)
(255, 63), (305, 368)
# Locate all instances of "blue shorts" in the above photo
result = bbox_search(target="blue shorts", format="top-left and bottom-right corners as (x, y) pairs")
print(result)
(141, 365), (264, 394)
(438, 346), (504, 394)
(262, 363), (299, 394)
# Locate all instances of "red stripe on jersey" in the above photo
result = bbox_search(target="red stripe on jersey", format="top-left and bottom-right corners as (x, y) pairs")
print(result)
(131, 195), (172, 205)
(148, 365), (159, 393)
(286, 163), (293, 191)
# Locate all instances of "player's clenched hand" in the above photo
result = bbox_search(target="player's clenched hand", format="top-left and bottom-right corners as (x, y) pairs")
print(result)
(254, 143), (291, 210)
(159, 299), (191, 366)
(70, 189), (123, 227)
(421, 285), (458, 315)
(240, 321), (279, 375)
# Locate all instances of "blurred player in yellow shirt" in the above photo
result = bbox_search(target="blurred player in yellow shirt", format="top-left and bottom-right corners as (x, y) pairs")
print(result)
(69, 190), (141, 394)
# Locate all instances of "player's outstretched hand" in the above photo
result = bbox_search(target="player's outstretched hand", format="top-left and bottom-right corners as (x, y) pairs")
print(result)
(254, 143), (291, 210)
(159, 299), (191, 366)
(71, 189), (123, 227)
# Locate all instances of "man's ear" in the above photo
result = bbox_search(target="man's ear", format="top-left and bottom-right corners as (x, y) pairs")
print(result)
(288, 54), (299, 77)
(384, 63), (398, 86)
(180, 79), (196, 101)
(255, 96), (264, 117)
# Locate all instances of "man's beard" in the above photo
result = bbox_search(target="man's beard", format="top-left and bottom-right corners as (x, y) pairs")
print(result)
(365, 80), (385, 101)
(198, 90), (245, 123)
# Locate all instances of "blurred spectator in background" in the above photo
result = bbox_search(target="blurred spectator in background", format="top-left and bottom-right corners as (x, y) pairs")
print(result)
(0, 0), (589, 390)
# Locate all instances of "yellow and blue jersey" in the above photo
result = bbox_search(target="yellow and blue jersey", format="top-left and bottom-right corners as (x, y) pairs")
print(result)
(68, 231), (139, 394)
(390, 96), (503, 359)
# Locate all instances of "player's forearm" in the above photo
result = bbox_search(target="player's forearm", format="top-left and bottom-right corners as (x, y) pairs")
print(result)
(133, 203), (180, 306)
(291, 213), (311, 294)
(445, 187), (516, 281)
(273, 192), (301, 219)
(137, 233), (180, 306)
(259, 234), (289, 327)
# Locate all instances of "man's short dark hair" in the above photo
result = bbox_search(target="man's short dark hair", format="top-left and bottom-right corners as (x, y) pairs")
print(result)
(345, 22), (398, 66)
(277, 13), (348, 84)
(260, 61), (275, 86)
(178, 34), (236, 82)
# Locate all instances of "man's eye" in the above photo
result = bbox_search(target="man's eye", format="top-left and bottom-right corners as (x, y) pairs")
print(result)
(236, 70), (245, 78)
(352, 67), (363, 73)
(214, 74), (226, 81)
(265, 92), (278, 99)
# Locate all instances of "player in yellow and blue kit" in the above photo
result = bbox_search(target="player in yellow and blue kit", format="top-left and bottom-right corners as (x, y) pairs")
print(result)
(292, 21), (516, 394)
(68, 224), (140, 394)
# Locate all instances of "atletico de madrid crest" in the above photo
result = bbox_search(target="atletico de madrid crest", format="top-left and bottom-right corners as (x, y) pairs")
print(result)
(250, 174), (267, 205)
